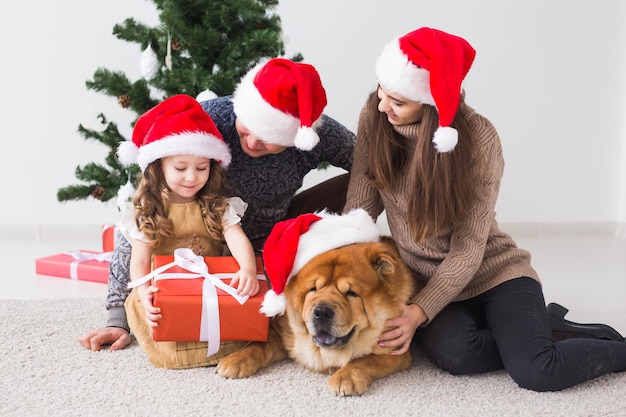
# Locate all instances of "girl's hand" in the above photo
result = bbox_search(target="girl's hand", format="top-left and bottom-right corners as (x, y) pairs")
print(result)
(229, 268), (260, 297)
(378, 302), (427, 355)
(135, 282), (162, 327)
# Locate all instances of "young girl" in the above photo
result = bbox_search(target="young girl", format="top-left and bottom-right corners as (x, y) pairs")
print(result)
(344, 27), (626, 391)
(117, 94), (259, 368)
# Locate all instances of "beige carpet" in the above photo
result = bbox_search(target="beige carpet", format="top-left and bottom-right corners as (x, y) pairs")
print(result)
(1, 297), (625, 417)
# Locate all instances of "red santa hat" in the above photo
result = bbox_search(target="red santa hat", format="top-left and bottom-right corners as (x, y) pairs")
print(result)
(260, 209), (381, 317)
(231, 58), (327, 151)
(117, 94), (231, 171)
(375, 27), (476, 152)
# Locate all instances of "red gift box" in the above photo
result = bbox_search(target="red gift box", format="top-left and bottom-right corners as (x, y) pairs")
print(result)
(146, 250), (270, 344)
(102, 224), (118, 253)
(35, 250), (111, 284)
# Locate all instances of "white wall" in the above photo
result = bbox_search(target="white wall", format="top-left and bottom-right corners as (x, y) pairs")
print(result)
(1, 0), (625, 229)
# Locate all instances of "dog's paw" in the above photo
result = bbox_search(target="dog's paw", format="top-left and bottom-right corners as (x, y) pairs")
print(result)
(216, 351), (261, 379)
(328, 367), (371, 396)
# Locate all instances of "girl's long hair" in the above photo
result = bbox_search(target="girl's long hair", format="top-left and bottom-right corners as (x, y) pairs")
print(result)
(361, 90), (476, 242)
(133, 159), (228, 247)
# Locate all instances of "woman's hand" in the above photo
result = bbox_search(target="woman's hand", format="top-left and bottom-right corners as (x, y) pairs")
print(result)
(378, 303), (427, 355)
(135, 283), (162, 327)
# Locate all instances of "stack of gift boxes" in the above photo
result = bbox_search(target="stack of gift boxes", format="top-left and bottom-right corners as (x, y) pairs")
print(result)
(34, 224), (118, 284)
(35, 226), (270, 343)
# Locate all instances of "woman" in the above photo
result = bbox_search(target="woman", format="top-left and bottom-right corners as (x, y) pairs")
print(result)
(344, 26), (626, 392)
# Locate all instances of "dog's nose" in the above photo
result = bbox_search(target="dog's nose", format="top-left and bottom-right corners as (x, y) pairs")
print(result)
(313, 305), (334, 322)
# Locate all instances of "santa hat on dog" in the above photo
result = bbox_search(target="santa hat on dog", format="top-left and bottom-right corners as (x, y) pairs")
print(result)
(375, 27), (476, 152)
(231, 58), (327, 151)
(260, 209), (381, 317)
(117, 94), (231, 171)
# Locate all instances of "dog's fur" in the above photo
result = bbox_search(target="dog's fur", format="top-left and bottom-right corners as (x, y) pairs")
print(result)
(216, 237), (415, 396)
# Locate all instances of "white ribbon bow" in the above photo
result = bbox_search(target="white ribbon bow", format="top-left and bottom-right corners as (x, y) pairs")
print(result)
(128, 248), (264, 356)
(64, 250), (113, 280)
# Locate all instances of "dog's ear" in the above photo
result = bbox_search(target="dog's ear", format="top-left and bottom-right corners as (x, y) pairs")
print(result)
(372, 252), (398, 278)
(369, 240), (415, 301)
(371, 237), (402, 278)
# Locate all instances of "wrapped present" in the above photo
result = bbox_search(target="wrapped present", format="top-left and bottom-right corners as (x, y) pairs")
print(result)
(35, 250), (111, 284)
(102, 224), (119, 253)
(129, 248), (269, 355)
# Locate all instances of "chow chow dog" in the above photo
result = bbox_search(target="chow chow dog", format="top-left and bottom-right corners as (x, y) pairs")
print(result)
(217, 236), (415, 396)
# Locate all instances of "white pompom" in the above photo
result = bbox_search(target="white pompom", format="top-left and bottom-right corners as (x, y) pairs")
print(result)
(196, 89), (218, 102)
(140, 44), (159, 80)
(259, 291), (287, 317)
(432, 126), (458, 152)
(294, 126), (320, 151)
(116, 140), (139, 166)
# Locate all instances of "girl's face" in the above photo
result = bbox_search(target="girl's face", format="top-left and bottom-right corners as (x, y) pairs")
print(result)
(377, 86), (424, 126)
(235, 118), (288, 157)
(161, 155), (212, 203)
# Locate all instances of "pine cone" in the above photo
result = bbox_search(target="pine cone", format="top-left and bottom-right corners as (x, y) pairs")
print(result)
(171, 38), (182, 51)
(118, 94), (131, 109)
(92, 185), (105, 200)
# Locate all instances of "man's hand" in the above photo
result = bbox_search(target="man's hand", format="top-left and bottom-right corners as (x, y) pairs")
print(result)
(78, 327), (131, 351)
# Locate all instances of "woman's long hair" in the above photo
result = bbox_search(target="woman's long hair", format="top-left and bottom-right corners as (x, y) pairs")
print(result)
(133, 159), (228, 246)
(361, 90), (476, 242)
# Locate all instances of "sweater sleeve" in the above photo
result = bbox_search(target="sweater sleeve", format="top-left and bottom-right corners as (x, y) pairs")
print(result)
(104, 232), (132, 331)
(411, 116), (505, 322)
(315, 114), (356, 171)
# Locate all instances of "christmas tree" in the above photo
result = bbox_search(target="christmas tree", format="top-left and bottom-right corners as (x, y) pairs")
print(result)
(57, 0), (302, 203)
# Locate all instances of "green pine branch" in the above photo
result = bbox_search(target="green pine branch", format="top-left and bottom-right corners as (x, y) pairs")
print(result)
(58, 0), (301, 204)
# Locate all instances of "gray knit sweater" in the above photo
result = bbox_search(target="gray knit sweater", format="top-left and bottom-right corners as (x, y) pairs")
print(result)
(344, 105), (539, 322)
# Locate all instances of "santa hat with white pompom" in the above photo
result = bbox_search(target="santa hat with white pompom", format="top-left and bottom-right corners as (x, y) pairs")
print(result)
(375, 27), (476, 152)
(260, 209), (381, 317)
(116, 94), (231, 172)
(231, 58), (327, 151)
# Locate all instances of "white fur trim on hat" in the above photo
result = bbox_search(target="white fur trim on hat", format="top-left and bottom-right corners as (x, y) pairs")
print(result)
(290, 209), (380, 279)
(375, 38), (435, 105)
(136, 131), (231, 171)
(432, 126), (458, 153)
(232, 62), (300, 147)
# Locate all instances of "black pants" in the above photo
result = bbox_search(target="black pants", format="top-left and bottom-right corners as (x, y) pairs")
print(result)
(286, 172), (350, 219)
(415, 277), (626, 392)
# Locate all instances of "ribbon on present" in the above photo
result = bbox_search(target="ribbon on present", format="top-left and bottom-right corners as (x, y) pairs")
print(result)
(63, 250), (113, 280)
(128, 248), (265, 356)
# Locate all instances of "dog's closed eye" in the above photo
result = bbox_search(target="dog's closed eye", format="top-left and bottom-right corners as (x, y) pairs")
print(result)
(345, 289), (359, 298)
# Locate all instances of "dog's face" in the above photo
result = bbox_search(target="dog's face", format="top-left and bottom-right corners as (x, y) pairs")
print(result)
(282, 237), (414, 372)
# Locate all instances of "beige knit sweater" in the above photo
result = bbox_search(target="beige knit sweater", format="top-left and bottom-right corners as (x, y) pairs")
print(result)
(344, 106), (539, 322)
